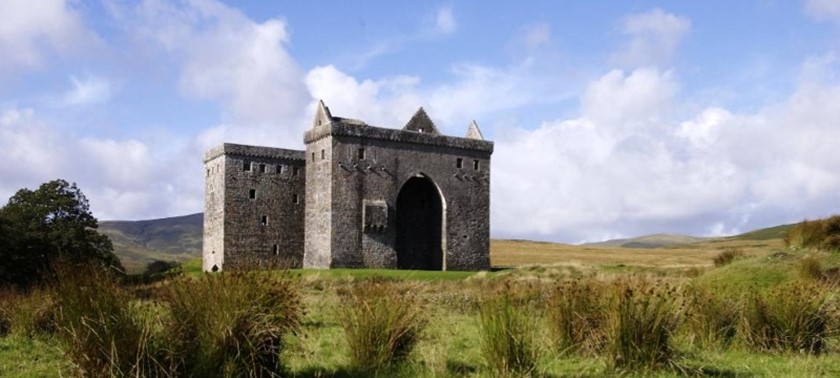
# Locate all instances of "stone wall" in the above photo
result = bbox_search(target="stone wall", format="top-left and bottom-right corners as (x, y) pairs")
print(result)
(302, 113), (493, 271)
(203, 143), (305, 270)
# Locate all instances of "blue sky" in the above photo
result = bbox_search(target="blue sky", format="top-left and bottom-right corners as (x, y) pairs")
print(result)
(2, 0), (840, 243)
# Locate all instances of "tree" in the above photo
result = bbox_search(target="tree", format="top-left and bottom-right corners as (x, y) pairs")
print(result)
(0, 179), (122, 287)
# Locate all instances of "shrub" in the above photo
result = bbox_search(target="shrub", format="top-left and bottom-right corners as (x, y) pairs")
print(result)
(785, 215), (840, 251)
(738, 282), (830, 354)
(478, 293), (538, 377)
(606, 279), (681, 372)
(713, 248), (744, 267)
(50, 261), (166, 376)
(165, 272), (302, 377)
(546, 279), (608, 355)
(797, 255), (824, 282)
(338, 278), (426, 373)
(683, 286), (738, 348)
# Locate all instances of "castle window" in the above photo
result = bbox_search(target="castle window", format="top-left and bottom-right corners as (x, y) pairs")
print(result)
(260, 215), (268, 226)
(276, 165), (283, 174)
(358, 148), (366, 160)
(473, 160), (480, 170)
(293, 166), (300, 176)
(456, 158), (463, 169)
(321, 149), (325, 160)
(244, 161), (252, 171)
(249, 189), (256, 199)
(292, 194), (299, 204)
(311, 152), (315, 162)
(259, 164), (266, 173)
(206, 169), (210, 177)
(273, 245), (279, 255)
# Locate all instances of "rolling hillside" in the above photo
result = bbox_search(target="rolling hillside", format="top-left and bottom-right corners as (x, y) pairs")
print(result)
(99, 213), (203, 273)
(99, 212), (791, 273)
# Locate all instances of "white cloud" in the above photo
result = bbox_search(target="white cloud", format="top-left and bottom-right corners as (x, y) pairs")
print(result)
(490, 62), (840, 242)
(0, 107), (200, 220)
(612, 8), (691, 68)
(805, 0), (840, 24)
(434, 5), (457, 34)
(114, 0), (310, 142)
(0, 0), (94, 76)
(58, 75), (113, 106)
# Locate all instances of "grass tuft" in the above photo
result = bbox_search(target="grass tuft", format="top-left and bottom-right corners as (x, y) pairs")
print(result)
(713, 248), (744, 267)
(478, 292), (538, 377)
(546, 279), (608, 356)
(338, 278), (427, 373)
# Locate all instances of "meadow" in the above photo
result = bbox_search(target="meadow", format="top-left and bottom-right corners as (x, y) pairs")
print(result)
(2, 219), (840, 377)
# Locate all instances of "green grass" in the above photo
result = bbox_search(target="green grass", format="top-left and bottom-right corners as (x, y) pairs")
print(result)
(0, 335), (69, 377)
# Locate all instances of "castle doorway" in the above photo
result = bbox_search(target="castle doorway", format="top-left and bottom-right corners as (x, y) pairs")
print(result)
(396, 175), (444, 270)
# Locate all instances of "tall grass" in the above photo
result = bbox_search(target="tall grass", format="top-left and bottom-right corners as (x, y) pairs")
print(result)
(165, 272), (303, 377)
(546, 279), (608, 355)
(713, 248), (744, 267)
(682, 285), (739, 348)
(606, 279), (681, 372)
(738, 282), (831, 354)
(0, 289), (55, 337)
(785, 215), (840, 251)
(478, 293), (538, 377)
(338, 278), (427, 373)
(50, 262), (168, 376)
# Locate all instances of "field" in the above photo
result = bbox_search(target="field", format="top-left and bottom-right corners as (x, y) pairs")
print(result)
(3, 223), (840, 377)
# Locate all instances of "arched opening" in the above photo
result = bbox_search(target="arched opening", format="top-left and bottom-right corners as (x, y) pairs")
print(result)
(396, 175), (444, 270)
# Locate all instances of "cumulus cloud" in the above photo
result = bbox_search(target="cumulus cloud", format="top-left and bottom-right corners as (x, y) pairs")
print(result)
(612, 8), (691, 68)
(0, 0), (94, 76)
(490, 62), (840, 242)
(0, 107), (199, 220)
(112, 0), (310, 147)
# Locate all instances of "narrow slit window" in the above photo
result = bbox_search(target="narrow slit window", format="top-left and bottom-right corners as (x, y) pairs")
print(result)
(292, 194), (299, 204)
(276, 165), (283, 174)
(249, 189), (256, 199)
(321, 149), (325, 160)
(273, 245), (279, 255)
(311, 152), (315, 162)
(473, 160), (480, 170)
(206, 169), (210, 177)
(358, 148), (366, 160)
(456, 158), (463, 169)
(292, 166), (300, 176)
(260, 215), (268, 226)
(259, 164), (266, 173)
(244, 161), (251, 171)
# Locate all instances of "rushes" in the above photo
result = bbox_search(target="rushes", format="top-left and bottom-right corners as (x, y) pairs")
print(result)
(738, 282), (831, 354)
(478, 292), (538, 377)
(338, 278), (427, 373)
(547, 279), (608, 355)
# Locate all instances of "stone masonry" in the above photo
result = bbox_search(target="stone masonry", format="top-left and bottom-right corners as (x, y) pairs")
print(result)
(203, 101), (493, 271)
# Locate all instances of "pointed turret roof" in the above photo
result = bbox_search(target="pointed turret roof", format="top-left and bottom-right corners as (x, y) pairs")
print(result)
(465, 120), (484, 140)
(403, 107), (440, 135)
(312, 99), (333, 128)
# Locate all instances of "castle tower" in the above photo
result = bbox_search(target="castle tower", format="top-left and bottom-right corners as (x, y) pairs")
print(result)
(202, 144), (306, 271)
(302, 101), (494, 270)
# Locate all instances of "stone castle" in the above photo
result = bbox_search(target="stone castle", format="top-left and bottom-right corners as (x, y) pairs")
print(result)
(202, 101), (493, 271)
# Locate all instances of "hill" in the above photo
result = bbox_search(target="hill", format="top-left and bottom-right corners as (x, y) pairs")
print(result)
(583, 234), (709, 248)
(98, 212), (793, 273)
(99, 213), (203, 273)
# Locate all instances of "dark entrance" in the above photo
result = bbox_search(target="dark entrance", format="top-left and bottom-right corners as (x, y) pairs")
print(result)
(396, 176), (443, 270)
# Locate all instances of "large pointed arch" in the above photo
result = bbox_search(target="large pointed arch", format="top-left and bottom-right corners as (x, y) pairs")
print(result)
(395, 173), (447, 270)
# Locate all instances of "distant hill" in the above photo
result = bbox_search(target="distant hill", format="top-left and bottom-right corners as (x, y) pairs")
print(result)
(98, 212), (793, 273)
(583, 234), (710, 249)
(99, 213), (203, 273)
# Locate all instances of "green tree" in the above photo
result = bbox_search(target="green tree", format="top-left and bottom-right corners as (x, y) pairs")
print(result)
(0, 179), (122, 287)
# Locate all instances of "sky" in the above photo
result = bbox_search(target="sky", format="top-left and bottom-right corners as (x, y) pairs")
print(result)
(2, 0), (840, 243)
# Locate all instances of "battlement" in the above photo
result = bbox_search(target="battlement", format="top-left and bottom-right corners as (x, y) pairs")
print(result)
(203, 143), (305, 163)
(303, 120), (494, 153)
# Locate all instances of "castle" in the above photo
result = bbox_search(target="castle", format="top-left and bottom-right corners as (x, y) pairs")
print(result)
(202, 101), (493, 271)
